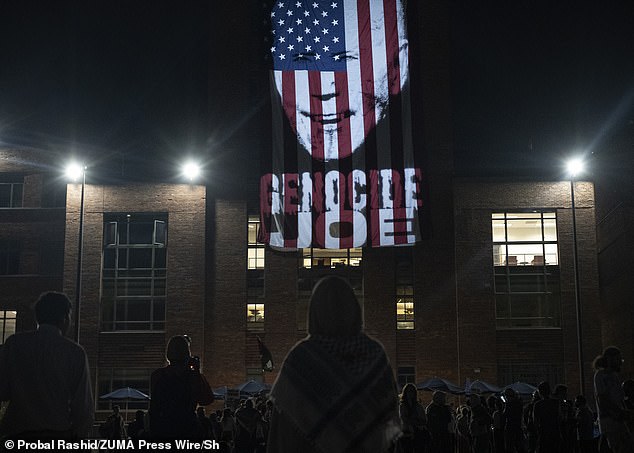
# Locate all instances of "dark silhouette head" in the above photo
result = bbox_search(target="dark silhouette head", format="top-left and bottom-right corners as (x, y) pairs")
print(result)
(308, 276), (362, 337)
(537, 381), (551, 398)
(34, 291), (72, 333)
(166, 335), (192, 365)
(593, 346), (622, 372)
(400, 383), (417, 404)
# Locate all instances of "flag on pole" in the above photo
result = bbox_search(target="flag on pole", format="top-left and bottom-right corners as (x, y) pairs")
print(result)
(257, 336), (274, 372)
(260, 0), (423, 249)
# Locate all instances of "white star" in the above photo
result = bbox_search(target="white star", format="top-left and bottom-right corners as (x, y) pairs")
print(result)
(312, 2), (318, 8)
(271, 11), (276, 18)
(277, 2), (284, 8)
(287, 27), (294, 34)
(331, 2), (338, 8)
(279, 36), (286, 43)
(296, 36), (303, 42)
(321, 10), (328, 17)
(315, 53), (321, 60)
(331, 19), (338, 26)
(304, 27), (311, 34)
(271, 46), (276, 53)
(305, 45), (312, 51)
(314, 36), (320, 43)
(295, 1), (302, 7)
(304, 10), (310, 17)
(334, 54), (340, 61)
(323, 45), (330, 52)
(322, 28), (329, 35)
(313, 19), (319, 26)
(278, 19), (285, 26)
(296, 18), (302, 25)
(288, 44), (294, 51)
(332, 36), (339, 43)
(298, 53), (304, 58)
(279, 53), (286, 60)
(287, 9), (293, 16)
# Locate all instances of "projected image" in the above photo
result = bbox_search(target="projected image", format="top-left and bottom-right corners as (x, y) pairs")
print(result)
(270, 0), (409, 161)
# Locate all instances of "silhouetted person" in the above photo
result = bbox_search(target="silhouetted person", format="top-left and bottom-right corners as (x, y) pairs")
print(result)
(0, 291), (94, 439)
(149, 335), (214, 439)
(502, 388), (525, 453)
(235, 398), (262, 453)
(469, 393), (492, 453)
(593, 346), (634, 453)
(622, 379), (634, 435)
(399, 383), (429, 452)
(574, 395), (597, 453)
(553, 384), (575, 453)
(427, 390), (452, 453)
(127, 410), (146, 440)
(533, 381), (561, 453)
(267, 276), (401, 453)
(523, 391), (540, 453)
(197, 407), (214, 440)
(104, 405), (126, 439)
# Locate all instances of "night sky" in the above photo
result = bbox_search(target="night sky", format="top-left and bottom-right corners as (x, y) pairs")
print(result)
(1, 1), (633, 183)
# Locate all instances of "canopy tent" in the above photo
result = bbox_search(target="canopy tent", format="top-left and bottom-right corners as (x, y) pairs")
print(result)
(503, 381), (538, 396)
(416, 377), (464, 395)
(99, 387), (150, 422)
(465, 379), (502, 394)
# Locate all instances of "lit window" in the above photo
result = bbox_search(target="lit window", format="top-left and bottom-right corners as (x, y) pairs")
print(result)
(493, 212), (560, 329)
(300, 248), (362, 268)
(248, 217), (265, 269)
(101, 214), (167, 331)
(0, 183), (23, 208)
(247, 303), (265, 323)
(0, 310), (17, 344)
(396, 285), (414, 330)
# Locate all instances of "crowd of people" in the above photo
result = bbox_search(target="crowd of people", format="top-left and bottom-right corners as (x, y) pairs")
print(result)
(1, 286), (633, 453)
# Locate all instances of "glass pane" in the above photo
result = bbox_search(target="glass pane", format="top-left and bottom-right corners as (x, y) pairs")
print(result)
(495, 294), (510, 318)
(154, 279), (166, 296)
(493, 244), (506, 266)
(12, 184), (23, 207)
(543, 212), (556, 219)
(154, 221), (166, 245)
(129, 222), (154, 244)
(506, 244), (543, 266)
(154, 248), (166, 268)
(544, 244), (558, 265)
(103, 249), (116, 269)
(509, 274), (545, 293)
(494, 275), (508, 293)
(127, 299), (150, 321)
(506, 212), (541, 219)
(492, 220), (506, 241)
(506, 218), (543, 242)
(117, 249), (128, 269)
(492, 213), (505, 219)
(153, 300), (166, 322)
(4, 318), (16, 338)
(128, 249), (153, 268)
(248, 222), (258, 244)
(0, 185), (11, 207)
(543, 218), (557, 241)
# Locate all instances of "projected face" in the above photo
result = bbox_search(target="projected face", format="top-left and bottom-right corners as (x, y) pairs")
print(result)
(270, 0), (408, 161)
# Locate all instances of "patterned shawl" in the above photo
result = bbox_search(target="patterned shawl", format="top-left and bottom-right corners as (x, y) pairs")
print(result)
(270, 334), (401, 453)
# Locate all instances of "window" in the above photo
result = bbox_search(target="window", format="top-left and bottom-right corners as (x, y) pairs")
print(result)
(0, 240), (21, 275)
(396, 285), (415, 330)
(397, 366), (416, 391)
(0, 310), (17, 344)
(301, 248), (362, 268)
(0, 183), (23, 208)
(101, 214), (167, 331)
(97, 368), (151, 411)
(497, 360), (562, 388)
(493, 212), (561, 328)
(248, 216), (265, 269)
(247, 303), (265, 324)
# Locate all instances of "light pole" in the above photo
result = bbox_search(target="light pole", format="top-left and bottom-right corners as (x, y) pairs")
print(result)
(66, 162), (86, 343)
(566, 157), (584, 394)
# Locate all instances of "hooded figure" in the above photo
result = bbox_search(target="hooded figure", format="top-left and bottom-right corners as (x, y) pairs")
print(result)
(267, 276), (401, 453)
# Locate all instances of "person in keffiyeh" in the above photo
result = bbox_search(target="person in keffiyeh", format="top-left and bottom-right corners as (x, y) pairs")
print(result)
(267, 276), (401, 453)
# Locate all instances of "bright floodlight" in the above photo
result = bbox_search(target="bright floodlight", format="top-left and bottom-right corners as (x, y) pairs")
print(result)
(65, 162), (85, 182)
(182, 161), (201, 181)
(566, 158), (585, 178)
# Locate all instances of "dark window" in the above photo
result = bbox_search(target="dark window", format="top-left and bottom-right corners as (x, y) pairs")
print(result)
(397, 366), (416, 391)
(0, 183), (23, 208)
(0, 240), (21, 275)
(101, 214), (167, 331)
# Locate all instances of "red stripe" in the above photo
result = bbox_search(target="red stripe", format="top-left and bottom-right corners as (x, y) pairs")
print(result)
(357, 0), (380, 247)
(308, 71), (324, 162)
(282, 72), (296, 135)
(312, 172), (326, 248)
(335, 72), (352, 160)
(383, 0), (407, 244)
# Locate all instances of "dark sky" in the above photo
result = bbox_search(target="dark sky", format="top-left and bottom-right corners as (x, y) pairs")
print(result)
(1, 1), (633, 181)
